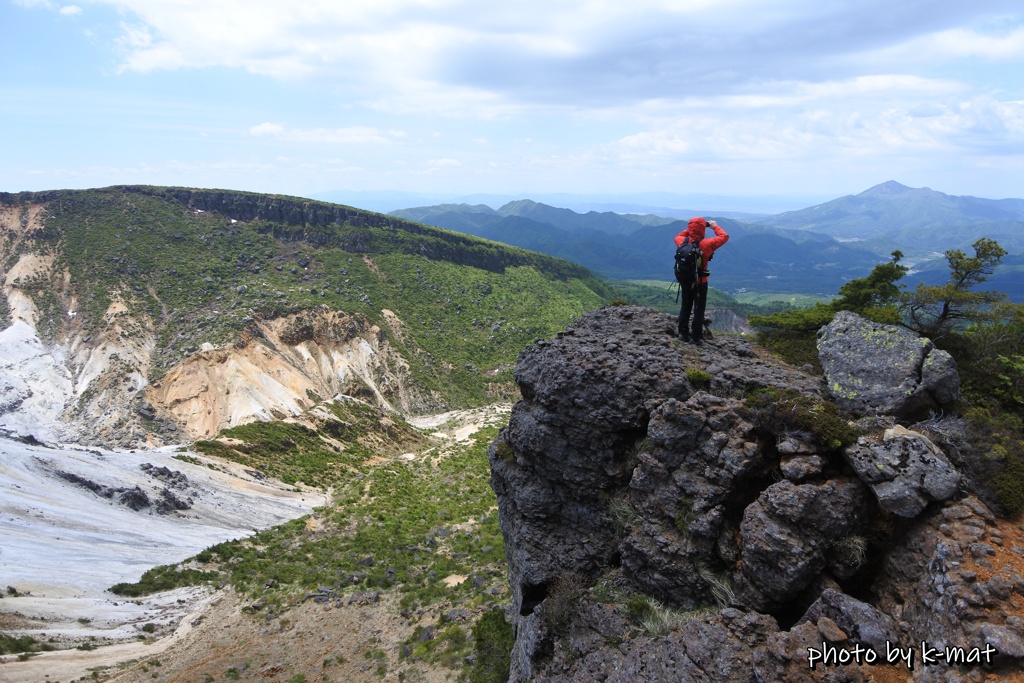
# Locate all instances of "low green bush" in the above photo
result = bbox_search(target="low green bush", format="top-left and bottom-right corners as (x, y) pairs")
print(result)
(469, 609), (514, 683)
(109, 565), (220, 597)
(746, 388), (856, 452)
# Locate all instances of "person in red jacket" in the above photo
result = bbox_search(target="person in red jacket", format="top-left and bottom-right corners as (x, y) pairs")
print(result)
(674, 217), (729, 345)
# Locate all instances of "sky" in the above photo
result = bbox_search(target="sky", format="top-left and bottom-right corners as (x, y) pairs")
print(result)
(3, 0), (1024, 209)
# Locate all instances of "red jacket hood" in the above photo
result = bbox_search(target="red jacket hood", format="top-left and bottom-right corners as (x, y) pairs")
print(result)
(686, 217), (708, 241)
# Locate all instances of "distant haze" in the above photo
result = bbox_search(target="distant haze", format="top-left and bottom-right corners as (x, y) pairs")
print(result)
(311, 190), (833, 217)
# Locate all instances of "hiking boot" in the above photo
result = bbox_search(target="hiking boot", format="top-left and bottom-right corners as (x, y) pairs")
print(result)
(678, 333), (689, 342)
(693, 338), (703, 347)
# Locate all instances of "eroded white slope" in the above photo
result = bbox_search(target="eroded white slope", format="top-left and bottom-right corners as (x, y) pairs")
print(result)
(0, 321), (74, 443)
(0, 438), (324, 646)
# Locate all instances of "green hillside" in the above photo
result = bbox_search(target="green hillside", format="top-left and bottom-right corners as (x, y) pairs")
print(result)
(0, 185), (616, 407)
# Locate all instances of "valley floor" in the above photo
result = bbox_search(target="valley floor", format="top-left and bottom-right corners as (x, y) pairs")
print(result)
(0, 403), (511, 683)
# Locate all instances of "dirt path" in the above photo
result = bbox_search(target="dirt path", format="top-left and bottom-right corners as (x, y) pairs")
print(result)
(101, 588), (458, 683)
(0, 590), (220, 683)
(407, 403), (511, 442)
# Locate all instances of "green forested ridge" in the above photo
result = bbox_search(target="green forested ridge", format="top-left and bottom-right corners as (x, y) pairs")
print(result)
(0, 185), (615, 406)
(612, 279), (797, 317)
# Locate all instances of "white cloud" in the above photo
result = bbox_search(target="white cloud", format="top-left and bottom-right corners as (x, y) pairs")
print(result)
(248, 123), (406, 144)
(904, 26), (1024, 61)
(11, 0), (1024, 198)
(595, 92), (1024, 170)
(16, 0), (82, 13)
(81, 2), (1022, 107)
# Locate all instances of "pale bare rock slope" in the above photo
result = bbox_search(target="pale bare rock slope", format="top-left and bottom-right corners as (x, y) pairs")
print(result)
(0, 405), (510, 683)
(0, 437), (326, 682)
(0, 204), (422, 447)
(150, 308), (416, 440)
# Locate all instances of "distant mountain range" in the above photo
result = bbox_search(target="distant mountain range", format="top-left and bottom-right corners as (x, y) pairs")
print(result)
(762, 180), (1024, 257)
(313, 189), (826, 217)
(391, 182), (1024, 300)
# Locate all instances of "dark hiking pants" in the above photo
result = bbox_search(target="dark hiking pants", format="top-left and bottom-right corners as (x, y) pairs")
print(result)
(678, 282), (708, 341)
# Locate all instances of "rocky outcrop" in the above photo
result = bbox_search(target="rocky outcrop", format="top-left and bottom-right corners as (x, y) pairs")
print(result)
(843, 425), (961, 517)
(874, 497), (1024, 678)
(490, 305), (1023, 682)
(818, 311), (960, 419)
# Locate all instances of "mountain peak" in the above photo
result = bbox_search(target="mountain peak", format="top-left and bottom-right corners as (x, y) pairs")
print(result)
(858, 180), (914, 197)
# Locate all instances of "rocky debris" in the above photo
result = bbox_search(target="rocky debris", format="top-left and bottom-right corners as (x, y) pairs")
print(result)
(817, 311), (960, 419)
(797, 589), (898, 654)
(874, 497), (1024, 678)
(528, 600), (892, 683)
(489, 305), (1010, 682)
(52, 463), (196, 514)
(140, 462), (190, 489)
(135, 401), (156, 420)
(54, 468), (151, 511)
(843, 425), (962, 517)
(780, 454), (826, 481)
(155, 487), (193, 514)
(118, 486), (151, 511)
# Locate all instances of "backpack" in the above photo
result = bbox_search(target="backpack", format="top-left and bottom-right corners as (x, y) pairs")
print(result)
(674, 237), (704, 289)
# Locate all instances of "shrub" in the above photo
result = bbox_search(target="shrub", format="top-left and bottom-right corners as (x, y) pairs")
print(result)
(951, 406), (1024, 517)
(746, 388), (856, 452)
(110, 565), (220, 597)
(541, 573), (586, 636)
(608, 495), (637, 536)
(674, 496), (695, 535)
(685, 368), (712, 391)
(493, 440), (516, 463)
(468, 614), (516, 683)
(0, 634), (40, 655)
(753, 328), (822, 370)
(828, 535), (868, 571)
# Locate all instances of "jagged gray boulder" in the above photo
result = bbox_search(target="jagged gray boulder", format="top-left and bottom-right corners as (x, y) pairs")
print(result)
(798, 589), (899, 653)
(734, 478), (874, 611)
(817, 311), (960, 419)
(620, 392), (765, 608)
(844, 425), (961, 517)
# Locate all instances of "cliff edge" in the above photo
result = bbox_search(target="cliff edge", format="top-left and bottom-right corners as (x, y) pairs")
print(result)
(489, 305), (1024, 682)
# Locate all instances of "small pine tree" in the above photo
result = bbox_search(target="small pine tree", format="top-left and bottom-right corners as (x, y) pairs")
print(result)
(901, 238), (1007, 339)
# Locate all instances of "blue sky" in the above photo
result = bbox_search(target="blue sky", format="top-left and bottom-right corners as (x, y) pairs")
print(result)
(3, 0), (1024, 208)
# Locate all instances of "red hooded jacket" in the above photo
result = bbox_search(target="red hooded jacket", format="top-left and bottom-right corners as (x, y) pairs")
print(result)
(674, 217), (729, 285)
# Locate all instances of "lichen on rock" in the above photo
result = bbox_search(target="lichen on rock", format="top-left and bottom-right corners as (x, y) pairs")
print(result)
(817, 310), (960, 420)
